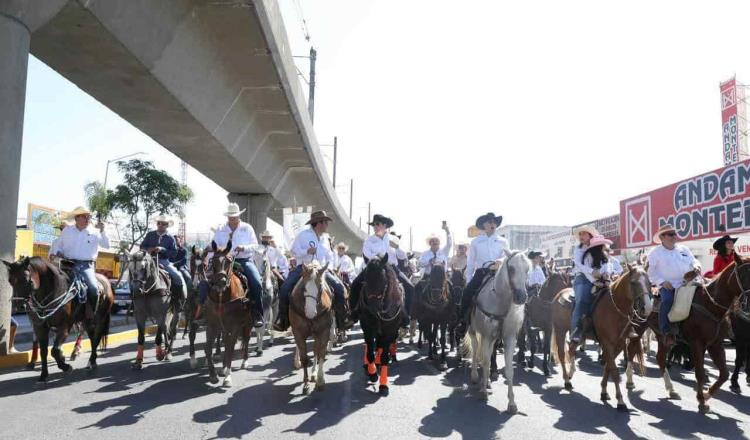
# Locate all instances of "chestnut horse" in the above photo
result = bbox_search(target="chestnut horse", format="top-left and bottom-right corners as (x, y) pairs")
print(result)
(3, 257), (112, 382)
(204, 240), (251, 387)
(642, 253), (750, 413)
(359, 254), (405, 396)
(289, 262), (333, 394)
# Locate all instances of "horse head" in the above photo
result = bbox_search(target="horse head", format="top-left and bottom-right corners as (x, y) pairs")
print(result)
(539, 271), (569, 302)
(715, 253), (750, 303)
(3, 257), (34, 300)
(128, 250), (156, 294)
(624, 263), (653, 316)
(450, 266), (467, 289)
(190, 246), (207, 282)
(297, 262), (331, 320)
(208, 240), (234, 294)
(501, 251), (530, 304)
(362, 254), (393, 313)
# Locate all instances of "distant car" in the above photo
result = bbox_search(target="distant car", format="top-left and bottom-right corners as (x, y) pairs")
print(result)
(110, 280), (132, 315)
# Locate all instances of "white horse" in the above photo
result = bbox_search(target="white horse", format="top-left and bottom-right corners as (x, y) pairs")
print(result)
(462, 250), (530, 413)
(248, 249), (278, 361)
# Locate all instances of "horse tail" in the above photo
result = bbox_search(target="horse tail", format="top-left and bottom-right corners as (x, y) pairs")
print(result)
(550, 328), (560, 365)
(100, 310), (111, 352)
(461, 332), (474, 359)
(633, 335), (646, 376)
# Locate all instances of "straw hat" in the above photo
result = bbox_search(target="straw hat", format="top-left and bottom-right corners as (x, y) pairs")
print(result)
(223, 203), (245, 217)
(652, 224), (678, 245)
(66, 206), (92, 220)
(336, 242), (349, 251)
(260, 230), (274, 239)
(573, 224), (599, 238)
(153, 214), (174, 227)
(425, 233), (441, 246)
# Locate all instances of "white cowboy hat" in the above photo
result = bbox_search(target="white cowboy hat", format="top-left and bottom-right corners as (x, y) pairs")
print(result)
(425, 233), (441, 246)
(653, 224), (678, 245)
(260, 230), (273, 238)
(572, 224), (599, 238)
(66, 206), (92, 219)
(224, 202), (246, 217)
(336, 242), (349, 251)
(389, 232), (401, 247)
(153, 214), (174, 227)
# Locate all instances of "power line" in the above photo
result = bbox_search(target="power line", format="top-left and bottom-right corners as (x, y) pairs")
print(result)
(293, 0), (312, 42)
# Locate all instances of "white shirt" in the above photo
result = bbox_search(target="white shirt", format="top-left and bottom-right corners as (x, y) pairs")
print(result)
(528, 265), (546, 286)
(419, 232), (453, 275)
(291, 227), (334, 267)
(581, 254), (615, 283)
(212, 221), (258, 259)
(647, 244), (700, 289)
(334, 253), (356, 278)
(277, 253), (290, 277)
(49, 237), (62, 258)
(611, 257), (623, 276)
(362, 233), (401, 266)
(572, 245), (592, 276)
(56, 225), (109, 261)
(466, 232), (509, 282)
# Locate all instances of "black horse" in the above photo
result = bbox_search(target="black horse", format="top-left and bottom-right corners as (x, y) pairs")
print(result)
(412, 264), (453, 370)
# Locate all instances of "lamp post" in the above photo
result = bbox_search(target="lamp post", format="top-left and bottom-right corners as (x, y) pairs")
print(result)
(103, 152), (146, 190)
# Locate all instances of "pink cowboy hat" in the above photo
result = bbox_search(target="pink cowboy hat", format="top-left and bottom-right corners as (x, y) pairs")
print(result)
(589, 235), (613, 248)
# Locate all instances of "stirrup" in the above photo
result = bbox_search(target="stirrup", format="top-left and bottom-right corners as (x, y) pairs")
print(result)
(570, 327), (583, 343)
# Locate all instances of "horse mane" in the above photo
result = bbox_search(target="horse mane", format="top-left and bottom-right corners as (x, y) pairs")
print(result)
(429, 264), (445, 287)
(28, 257), (66, 294)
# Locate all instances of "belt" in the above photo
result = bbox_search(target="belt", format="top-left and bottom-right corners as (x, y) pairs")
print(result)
(70, 259), (94, 264)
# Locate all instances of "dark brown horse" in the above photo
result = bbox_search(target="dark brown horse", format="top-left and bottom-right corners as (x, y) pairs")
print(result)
(518, 272), (570, 376)
(643, 253), (750, 413)
(204, 240), (251, 387)
(411, 264), (453, 370)
(3, 257), (113, 383)
(359, 254), (405, 396)
(448, 268), (466, 353)
(730, 300), (750, 393)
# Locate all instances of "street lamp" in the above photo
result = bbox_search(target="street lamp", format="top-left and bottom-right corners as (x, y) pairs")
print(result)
(103, 152), (146, 190)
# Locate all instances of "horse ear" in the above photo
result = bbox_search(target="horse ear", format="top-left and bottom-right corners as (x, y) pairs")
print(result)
(382, 253), (389, 265)
(321, 262), (329, 274)
(211, 241), (218, 252)
(191, 245), (197, 255)
(627, 263), (634, 273)
(1, 260), (11, 270)
(504, 249), (512, 259)
(226, 240), (233, 253)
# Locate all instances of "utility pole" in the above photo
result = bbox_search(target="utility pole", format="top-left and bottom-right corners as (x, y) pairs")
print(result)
(367, 202), (372, 235)
(332, 136), (338, 189)
(308, 46), (316, 123)
(349, 179), (354, 219)
(179, 161), (188, 239)
(409, 226), (413, 252)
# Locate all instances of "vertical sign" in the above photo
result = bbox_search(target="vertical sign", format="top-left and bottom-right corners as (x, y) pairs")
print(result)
(721, 77), (748, 165)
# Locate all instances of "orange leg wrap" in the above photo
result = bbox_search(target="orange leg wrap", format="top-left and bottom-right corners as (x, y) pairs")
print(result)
(363, 345), (368, 365)
(368, 362), (377, 375)
(136, 345), (144, 361)
(379, 366), (389, 386)
(375, 348), (383, 366)
(390, 342), (397, 357)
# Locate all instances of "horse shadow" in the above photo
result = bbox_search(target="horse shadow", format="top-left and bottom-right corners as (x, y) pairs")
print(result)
(521, 368), (648, 439)
(627, 389), (744, 438)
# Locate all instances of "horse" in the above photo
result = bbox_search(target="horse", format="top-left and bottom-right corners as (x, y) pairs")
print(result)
(289, 262), (333, 394)
(359, 254), (405, 396)
(183, 246), (223, 369)
(204, 240), (251, 387)
(461, 250), (529, 413)
(125, 251), (177, 370)
(730, 300), (750, 393)
(643, 253), (750, 412)
(517, 271), (570, 376)
(250, 249), (279, 356)
(411, 263), (453, 370)
(448, 267), (467, 353)
(3, 257), (113, 382)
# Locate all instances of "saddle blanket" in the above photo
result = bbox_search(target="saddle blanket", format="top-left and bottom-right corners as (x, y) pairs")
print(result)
(668, 284), (697, 323)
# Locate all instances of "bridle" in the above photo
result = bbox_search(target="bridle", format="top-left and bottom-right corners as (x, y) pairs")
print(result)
(209, 252), (234, 293)
(130, 253), (161, 295)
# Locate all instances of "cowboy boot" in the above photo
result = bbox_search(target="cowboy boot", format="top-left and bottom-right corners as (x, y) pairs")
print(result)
(570, 315), (587, 344)
(627, 325), (639, 339)
(273, 298), (290, 332)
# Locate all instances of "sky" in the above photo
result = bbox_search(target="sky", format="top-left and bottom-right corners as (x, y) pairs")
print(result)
(15, 0), (750, 251)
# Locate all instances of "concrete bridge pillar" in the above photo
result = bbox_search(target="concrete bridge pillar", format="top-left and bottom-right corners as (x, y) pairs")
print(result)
(227, 193), (275, 239)
(0, 10), (30, 355)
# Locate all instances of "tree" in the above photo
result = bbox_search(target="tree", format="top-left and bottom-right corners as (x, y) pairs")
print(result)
(84, 181), (113, 222)
(105, 159), (193, 250)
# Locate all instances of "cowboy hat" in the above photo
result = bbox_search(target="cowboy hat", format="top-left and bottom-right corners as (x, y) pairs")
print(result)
(153, 214), (174, 227)
(589, 235), (613, 248)
(572, 224), (599, 238)
(66, 206), (92, 219)
(306, 210), (333, 225)
(652, 224), (677, 245)
(368, 214), (394, 229)
(475, 212), (503, 229)
(336, 242), (349, 251)
(223, 203), (246, 217)
(713, 234), (739, 251)
(425, 233), (441, 246)
(527, 250), (546, 260)
(260, 230), (274, 238)
(389, 232), (401, 247)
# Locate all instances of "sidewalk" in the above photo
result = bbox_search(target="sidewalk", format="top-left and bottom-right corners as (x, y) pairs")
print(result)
(13, 312), (135, 349)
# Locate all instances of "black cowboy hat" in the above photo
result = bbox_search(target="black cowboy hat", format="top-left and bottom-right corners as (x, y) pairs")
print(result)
(368, 214), (394, 229)
(475, 212), (503, 229)
(527, 250), (545, 260)
(713, 234), (739, 251)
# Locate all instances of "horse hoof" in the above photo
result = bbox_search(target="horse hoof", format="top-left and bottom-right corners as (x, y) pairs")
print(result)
(668, 391), (681, 400)
(303, 385), (311, 395)
(626, 382), (635, 391)
(131, 362), (143, 371)
(316, 383), (326, 392)
(240, 360), (248, 370)
(368, 373), (378, 383)
(439, 362), (448, 371)
(616, 403), (628, 412)
(699, 404), (710, 414)
(222, 376), (232, 388)
(730, 384), (742, 394)
(564, 382), (573, 391)
(601, 393), (610, 401)
(209, 375), (219, 384)
(378, 385), (389, 396)
(165, 352), (173, 361)
(189, 357), (198, 369)
(86, 361), (97, 371)
(25, 362), (35, 371)
(507, 404), (518, 415)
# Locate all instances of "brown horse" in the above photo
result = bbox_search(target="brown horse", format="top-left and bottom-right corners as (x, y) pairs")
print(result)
(642, 253), (750, 413)
(3, 257), (113, 383)
(518, 271), (570, 376)
(289, 262), (333, 394)
(411, 264), (453, 370)
(204, 240), (251, 387)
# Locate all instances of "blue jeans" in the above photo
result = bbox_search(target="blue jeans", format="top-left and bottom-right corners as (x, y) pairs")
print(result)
(570, 273), (594, 330)
(159, 259), (183, 289)
(236, 258), (263, 314)
(280, 265), (346, 309)
(659, 287), (675, 333)
(198, 280), (209, 305)
(73, 260), (99, 303)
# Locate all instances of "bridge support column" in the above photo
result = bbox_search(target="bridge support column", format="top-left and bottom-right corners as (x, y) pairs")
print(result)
(227, 193), (274, 238)
(0, 11), (30, 355)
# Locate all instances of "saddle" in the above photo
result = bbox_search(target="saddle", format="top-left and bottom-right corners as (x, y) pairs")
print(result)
(668, 283), (699, 323)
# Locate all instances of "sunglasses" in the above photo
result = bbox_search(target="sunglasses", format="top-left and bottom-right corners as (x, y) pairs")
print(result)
(662, 232), (677, 237)
(157, 222), (169, 226)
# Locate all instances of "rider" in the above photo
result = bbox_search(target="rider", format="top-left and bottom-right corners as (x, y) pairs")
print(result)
(209, 202), (264, 328)
(333, 242), (356, 285)
(647, 224), (701, 344)
(455, 212), (509, 338)
(569, 225), (597, 343)
(171, 234), (188, 271)
(706, 234), (738, 278)
(449, 243), (468, 272)
(259, 230), (286, 284)
(527, 250), (547, 295)
(417, 222), (453, 291)
(52, 207), (109, 313)
(140, 215), (185, 300)
(274, 211), (348, 332)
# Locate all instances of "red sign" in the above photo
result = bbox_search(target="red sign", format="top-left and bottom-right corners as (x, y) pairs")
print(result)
(721, 78), (740, 165)
(620, 159), (750, 248)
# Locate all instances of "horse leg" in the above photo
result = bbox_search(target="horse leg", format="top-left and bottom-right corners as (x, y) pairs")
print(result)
(239, 325), (250, 369)
(516, 323), (527, 367)
(469, 331), (480, 385)
(205, 323), (219, 384)
(656, 337), (679, 399)
(480, 336), (494, 400)
(731, 339), (744, 393)
(439, 323), (448, 370)
(37, 328), (49, 383)
(254, 319), (263, 355)
(417, 321), (423, 349)
(490, 340), (499, 380)
(222, 329), (238, 387)
(27, 338), (39, 370)
(70, 326), (83, 361)
(608, 349), (627, 411)
(409, 319), (416, 345)
(314, 323), (330, 391)
(155, 322), (165, 361)
(504, 334), (518, 414)
(378, 340), (392, 396)
(542, 327), (551, 376)
(691, 341), (709, 413)
(189, 321), (198, 369)
(133, 321), (146, 370)
(706, 341), (729, 401)
(51, 326), (71, 374)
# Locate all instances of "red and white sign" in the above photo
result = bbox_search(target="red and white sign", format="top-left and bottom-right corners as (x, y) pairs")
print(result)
(721, 77), (749, 165)
(620, 159), (750, 248)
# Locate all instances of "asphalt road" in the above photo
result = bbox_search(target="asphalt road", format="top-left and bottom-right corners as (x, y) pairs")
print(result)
(0, 327), (748, 440)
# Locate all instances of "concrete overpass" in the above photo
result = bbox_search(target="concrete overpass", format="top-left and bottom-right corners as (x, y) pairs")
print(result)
(0, 0), (366, 353)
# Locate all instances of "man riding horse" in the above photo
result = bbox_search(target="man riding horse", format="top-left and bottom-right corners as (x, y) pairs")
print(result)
(527, 250), (547, 296)
(274, 210), (349, 332)
(49, 206), (109, 315)
(333, 242), (356, 286)
(647, 224), (702, 346)
(416, 222), (453, 293)
(259, 230), (286, 285)
(139, 215), (185, 301)
(449, 243), (468, 272)
(455, 212), (509, 338)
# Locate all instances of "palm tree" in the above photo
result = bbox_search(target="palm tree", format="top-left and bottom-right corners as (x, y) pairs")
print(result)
(84, 181), (112, 222)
